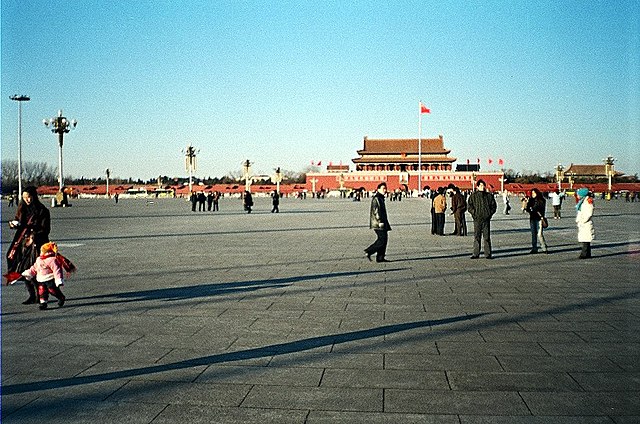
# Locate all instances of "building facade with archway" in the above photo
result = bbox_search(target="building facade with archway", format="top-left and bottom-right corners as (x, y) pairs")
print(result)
(306, 135), (504, 193)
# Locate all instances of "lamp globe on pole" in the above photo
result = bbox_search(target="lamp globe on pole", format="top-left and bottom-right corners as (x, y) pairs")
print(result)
(43, 109), (77, 193)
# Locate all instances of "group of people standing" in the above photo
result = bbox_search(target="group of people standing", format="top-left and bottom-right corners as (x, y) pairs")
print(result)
(190, 191), (221, 212)
(429, 186), (468, 236)
(364, 180), (595, 262)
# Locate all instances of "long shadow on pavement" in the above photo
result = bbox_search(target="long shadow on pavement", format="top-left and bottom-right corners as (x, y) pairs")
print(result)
(2, 313), (484, 395)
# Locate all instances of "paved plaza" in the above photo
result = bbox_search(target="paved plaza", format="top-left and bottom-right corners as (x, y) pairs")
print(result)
(1, 195), (639, 423)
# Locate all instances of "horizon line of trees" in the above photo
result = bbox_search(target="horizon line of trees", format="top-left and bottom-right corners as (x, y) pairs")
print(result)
(2, 160), (638, 195)
(1, 160), (309, 194)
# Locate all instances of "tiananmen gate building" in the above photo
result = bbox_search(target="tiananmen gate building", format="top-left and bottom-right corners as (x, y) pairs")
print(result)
(306, 135), (504, 193)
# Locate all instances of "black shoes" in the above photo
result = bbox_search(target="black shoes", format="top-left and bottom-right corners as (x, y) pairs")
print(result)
(364, 251), (372, 261)
(376, 258), (392, 263)
(470, 255), (479, 259)
(58, 297), (66, 307)
(22, 297), (36, 305)
(39, 302), (48, 310)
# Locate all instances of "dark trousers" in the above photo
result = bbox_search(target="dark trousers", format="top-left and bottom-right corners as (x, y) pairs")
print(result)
(435, 213), (445, 235)
(580, 242), (591, 258)
(472, 219), (492, 257)
(454, 211), (466, 235)
(365, 229), (388, 261)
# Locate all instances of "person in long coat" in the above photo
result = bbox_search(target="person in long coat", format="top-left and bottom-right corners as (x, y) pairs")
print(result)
(243, 191), (254, 213)
(525, 188), (548, 254)
(6, 186), (51, 304)
(467, 180), (497, 259)
(575, 188), (594, 259)
(364, 182), (392, 263)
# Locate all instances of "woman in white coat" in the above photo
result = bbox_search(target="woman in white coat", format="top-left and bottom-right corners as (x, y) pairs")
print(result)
(575, 188), (594, 259)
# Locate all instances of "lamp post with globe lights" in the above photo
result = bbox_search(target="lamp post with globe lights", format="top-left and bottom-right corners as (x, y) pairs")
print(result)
(603, 155), (615, 194)
(555, 163), (564, 191)
(182, 144), (198, 196)
(43, 110), (77, 192)
(10, 95), (30, 196)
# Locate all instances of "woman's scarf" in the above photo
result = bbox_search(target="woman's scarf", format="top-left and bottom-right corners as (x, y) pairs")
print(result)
(576, 188), (589, 211)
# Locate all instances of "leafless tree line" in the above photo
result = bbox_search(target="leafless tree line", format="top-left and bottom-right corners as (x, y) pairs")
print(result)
(1, 160), (58, 193)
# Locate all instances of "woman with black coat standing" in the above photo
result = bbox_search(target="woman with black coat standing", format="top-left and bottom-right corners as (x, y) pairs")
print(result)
(6, 186), (51, 304)
(525, 188), (548, 254)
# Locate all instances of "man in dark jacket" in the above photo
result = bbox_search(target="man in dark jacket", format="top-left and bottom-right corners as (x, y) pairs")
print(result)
(450, 186), (467, 236)
(467, 180), (497, 259)
(364, 182), (392, 263)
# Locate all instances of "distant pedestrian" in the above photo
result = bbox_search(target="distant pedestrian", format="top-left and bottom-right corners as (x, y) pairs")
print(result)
(549, 190), (564, 219)
(525, 188), (548, 254)
(207, 192), (214, 211)
(190, 192), (197, 212)
(467, 180), (497, 259)
(114, 193), (119, 204)
(197, 192), (206, 212)
(8, 194), (16, 207)
(502, 191), (511, 215)
(575, 188), (594, 259)
(271, 190), (280, 213)
(433, 188), (447, 235)
(243, 191), (253, 214)
(364, 182), (392, 263)
(450, 187), (467, 236)
(212, 191), (220, 211)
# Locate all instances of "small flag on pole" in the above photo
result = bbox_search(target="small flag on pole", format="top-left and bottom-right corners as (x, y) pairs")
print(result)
(498, 158), (504, 166)
(420, 102), (430, 114)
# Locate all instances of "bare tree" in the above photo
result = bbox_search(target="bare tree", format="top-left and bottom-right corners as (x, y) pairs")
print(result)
(2, 160), (58, 194)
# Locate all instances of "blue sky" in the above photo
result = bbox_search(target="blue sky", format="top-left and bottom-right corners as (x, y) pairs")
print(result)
(2, 0), (638, 180)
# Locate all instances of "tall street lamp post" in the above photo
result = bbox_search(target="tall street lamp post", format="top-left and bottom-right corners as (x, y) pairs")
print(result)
(43, 110), (77, 191)
(10, 95), (30, 196)
(183, 145), (198, 196)
(273, 167), (282, 194)
(243, 159), (252, 192)
(105, 168), (111, 198)
(556, 163), (564, 191)
(603, 155), (615, 194)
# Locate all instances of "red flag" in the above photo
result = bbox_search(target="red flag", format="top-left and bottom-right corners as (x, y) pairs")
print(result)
(466, 159), (470, 165)
(317, 161), (322, 166)
(498, 158), (504, 166)
(488, 158), (493, 165)
(477, 158), (480, 164)
(310, 160), (315, 166)
(420, 102), (430, 114)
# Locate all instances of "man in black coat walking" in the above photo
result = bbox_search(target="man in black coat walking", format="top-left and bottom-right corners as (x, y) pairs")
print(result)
(467, 180), (497, 259)
(364, 182), (392, 263)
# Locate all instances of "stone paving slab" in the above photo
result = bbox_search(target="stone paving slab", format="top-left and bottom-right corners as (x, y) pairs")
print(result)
(1, 196), (639, 423)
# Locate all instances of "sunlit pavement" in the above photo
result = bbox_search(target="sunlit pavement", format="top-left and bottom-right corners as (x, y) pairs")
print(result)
(2, 195), (639, 423)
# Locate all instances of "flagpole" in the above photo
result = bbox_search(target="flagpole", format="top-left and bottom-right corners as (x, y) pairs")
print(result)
(418, 101), (422, 194)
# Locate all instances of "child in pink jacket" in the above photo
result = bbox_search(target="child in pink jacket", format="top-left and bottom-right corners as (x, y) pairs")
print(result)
(22, 242), (67, 310)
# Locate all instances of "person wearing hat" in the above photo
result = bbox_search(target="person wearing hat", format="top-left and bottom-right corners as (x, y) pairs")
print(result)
(22, 242), (68, 310)
(575, 188), (594, 259)
(467, 179), (497, 259)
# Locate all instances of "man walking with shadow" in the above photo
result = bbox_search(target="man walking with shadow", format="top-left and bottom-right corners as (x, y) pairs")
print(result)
(364, 182), (392, 263)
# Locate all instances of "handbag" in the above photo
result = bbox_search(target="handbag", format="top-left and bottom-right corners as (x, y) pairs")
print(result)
(540, 216), (548, 229)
